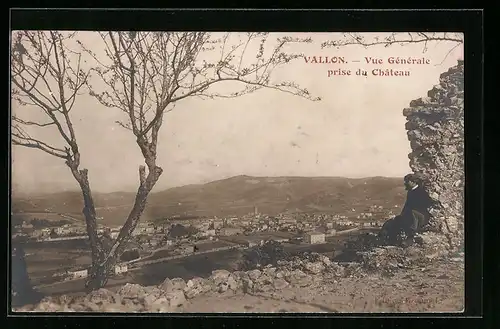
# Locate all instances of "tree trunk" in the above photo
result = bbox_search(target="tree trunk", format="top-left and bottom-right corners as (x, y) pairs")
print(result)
(66, 138), (163, 291)
(77, 170), (102, 254)
(84, 165), (163, 290)
(85, 261), (113, 291)
(68, 165), (106, 291)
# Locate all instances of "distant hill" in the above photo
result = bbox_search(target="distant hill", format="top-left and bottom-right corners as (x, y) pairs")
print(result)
(11, 175), (406, 224)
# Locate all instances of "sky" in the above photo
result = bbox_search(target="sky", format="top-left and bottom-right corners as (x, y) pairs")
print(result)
(11, 32), (464, 195)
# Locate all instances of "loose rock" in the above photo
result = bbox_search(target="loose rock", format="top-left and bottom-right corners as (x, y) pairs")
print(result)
(160, 277), (186, 293)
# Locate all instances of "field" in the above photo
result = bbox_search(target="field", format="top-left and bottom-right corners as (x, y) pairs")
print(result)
(138, 240), (237, 262)
(196, 240), (236, 251)
(13, 212), (83, 221)
(19, 228), (366, 293)
(20, 239), (91, 286)
(24, 233), (349, 297)
(35, 247), (247, 297)
(132, 248), (246, 286)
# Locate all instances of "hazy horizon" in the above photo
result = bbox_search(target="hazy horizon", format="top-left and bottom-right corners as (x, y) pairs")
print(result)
(12, 174), (406, 197)
(11, 32), (464, 195)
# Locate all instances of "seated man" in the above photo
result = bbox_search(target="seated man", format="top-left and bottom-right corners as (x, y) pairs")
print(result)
(379, 173), (435, 245)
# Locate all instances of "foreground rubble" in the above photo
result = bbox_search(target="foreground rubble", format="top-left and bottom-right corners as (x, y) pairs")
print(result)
(14, 244), (464, 313)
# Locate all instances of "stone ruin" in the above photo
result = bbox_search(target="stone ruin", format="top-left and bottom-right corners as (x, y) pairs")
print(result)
(403, 60), (464, 250)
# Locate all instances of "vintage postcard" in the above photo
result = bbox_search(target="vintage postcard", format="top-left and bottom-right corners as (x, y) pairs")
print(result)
(10, 31), (464, 313)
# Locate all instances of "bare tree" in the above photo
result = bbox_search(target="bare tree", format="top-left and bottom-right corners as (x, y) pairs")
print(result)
(83, 31), (319, 288)
(322, 32), (464, 65)
(10, 31), (104, 289)
(11, 31), (320, 290)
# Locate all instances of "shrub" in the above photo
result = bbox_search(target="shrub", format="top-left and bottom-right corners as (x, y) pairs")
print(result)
(120, 249), (140, 262)
(239, 240), (291, 271)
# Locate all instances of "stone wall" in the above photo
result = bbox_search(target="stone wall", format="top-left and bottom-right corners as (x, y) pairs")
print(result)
(403, 60), (464, 250)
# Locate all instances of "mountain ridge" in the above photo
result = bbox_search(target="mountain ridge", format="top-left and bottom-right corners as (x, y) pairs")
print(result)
(12, 175), (406, 223)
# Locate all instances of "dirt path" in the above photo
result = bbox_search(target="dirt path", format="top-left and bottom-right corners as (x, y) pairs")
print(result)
(181, 293), (334, 313)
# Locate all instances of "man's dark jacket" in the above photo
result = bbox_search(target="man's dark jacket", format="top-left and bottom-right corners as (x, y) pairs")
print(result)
(379, 185), (435, 241)
(400, 185), (435, 230)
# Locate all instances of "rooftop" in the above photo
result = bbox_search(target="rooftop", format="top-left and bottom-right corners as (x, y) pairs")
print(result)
(305, 231), (325, 236)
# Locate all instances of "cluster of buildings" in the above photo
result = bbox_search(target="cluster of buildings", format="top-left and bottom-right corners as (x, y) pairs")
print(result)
(238, 217), (302, 234)
(356, 212), (374, 219)
(184, 209), (388, 243)
(13, 221), (88, 240)
(332, 219), (357, 227)
(15, 205), (396, 284)
(131, 224), (163, 236)
(14, 208), (389, 247)
(361, 221), (384, 228)
(368, 205), (385, 212)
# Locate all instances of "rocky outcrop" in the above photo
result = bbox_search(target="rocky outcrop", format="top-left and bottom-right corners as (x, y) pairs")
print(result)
(403, 60), (464, 250)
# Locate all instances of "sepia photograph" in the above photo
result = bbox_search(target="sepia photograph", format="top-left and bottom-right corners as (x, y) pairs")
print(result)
(10, 30), (465, 313)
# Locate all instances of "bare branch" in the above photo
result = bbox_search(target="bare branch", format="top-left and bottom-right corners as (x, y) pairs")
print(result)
(435, 42), (463, 66)
(11, 31), (90, 161)
(321, 32), (463, 49)
(12, 115), (55, 127)
(89, 32), (318, 146)
(11, 126), (68, 159)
